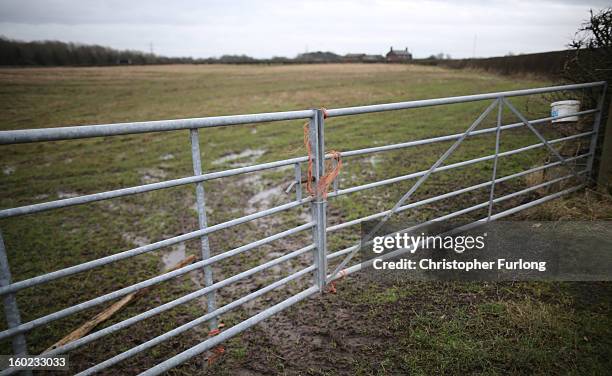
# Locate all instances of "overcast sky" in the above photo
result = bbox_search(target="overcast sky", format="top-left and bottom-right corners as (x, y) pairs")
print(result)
(0, 0), (608, 59)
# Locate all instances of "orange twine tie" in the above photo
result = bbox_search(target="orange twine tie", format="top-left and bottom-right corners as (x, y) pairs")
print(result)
(326, 269), (347, 294)
(303, 108), (342, 199)
(207, 325), (225, 366)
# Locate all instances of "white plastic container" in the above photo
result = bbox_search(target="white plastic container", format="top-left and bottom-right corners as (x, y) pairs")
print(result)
(550, 100), (580, 123)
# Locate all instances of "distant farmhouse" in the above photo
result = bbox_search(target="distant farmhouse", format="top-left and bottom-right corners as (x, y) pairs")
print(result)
(386, 47), (412, 62)
(294, 48), (410, 64)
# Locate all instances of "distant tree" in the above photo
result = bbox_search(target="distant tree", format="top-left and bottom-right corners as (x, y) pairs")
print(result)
(295, 51), (341, 62)
(0, 36), (207, 66)
(426, 53), (450, 60)
(218, 54), (257, 63)
(270, 56), (290, 63)
(562, 8), (611, 186)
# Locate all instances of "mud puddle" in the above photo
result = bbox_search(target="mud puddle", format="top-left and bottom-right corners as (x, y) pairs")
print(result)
(138, 168), (168, 184)
(57, 190), (79, 199)
(246, 184), (284, 213)
(3, 165), (15, 175)
(161, 243), (186, 270)
(212, 149), (266, 168)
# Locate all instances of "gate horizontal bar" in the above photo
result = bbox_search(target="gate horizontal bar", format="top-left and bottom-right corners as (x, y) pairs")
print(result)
(75, 265), (316, 376)
(32, 245), (313, 363)
(327, 183), (585, 276)
(327, 171), (585, 262)
(0, 201), (311, 297)
(331, 131), (592, 197)
(0, 110), (316, 145)
(2, 265), (317, 376)
(139, 285), (320, 376)
(327, 153), (589, 233)
(0, 108), (594, 220)
(0, 222), (313, 341)
(0, 241), (314, 341)
(326, 81), (605, 117)
(339, 109), (597, 158)
(0, 155), (310, 219)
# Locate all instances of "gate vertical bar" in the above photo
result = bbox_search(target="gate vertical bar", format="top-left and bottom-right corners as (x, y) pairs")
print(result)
(189, 129), (217, 330)
(586, 82), (608, 178)
(309, 110), (327, 291)
(487, 98), (504, 220)
(332, 159), (339, 195)
(0, 230), (32, 376)
(294, 163), (302, 201)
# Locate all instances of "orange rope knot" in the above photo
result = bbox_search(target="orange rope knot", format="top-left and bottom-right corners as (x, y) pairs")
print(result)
(207, 346), (225, 366)
(207, 322), (225, 337)
(327, 281), (337, 294)
(303, 109), (342, 199)
(207, 324), (226, 366)
(321, 107), (329, 119)
(326, 269), (347, 294)
(207, 328), (221, 337)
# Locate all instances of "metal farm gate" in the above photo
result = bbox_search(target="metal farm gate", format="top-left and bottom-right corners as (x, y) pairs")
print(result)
(0, 81), (607, 374)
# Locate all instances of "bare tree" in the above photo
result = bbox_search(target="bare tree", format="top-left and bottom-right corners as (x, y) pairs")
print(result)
(562, 8), (611, 187)
(563, 8), (611, 90)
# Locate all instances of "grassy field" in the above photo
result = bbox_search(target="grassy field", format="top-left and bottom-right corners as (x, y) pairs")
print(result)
(0, 64), (611, 375)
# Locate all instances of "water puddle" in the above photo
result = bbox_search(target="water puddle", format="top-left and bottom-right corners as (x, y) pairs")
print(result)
(212, 149), (266, 168)
(57, 191), (79, 199)
(299, 210), (312, 223)
(139, 168), (168, 184)
(161, 243), (186, 270)
(369, 155), (383, 168)
(247, 185), (284, 212)
(122, 233), (150, 248)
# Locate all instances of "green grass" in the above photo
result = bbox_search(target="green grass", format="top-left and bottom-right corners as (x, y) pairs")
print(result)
(0, 64), (610, 374)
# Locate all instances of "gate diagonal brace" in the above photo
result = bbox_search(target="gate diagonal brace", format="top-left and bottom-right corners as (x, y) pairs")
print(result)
(503, 98), (583, 181)
(326, 99), (500, 284)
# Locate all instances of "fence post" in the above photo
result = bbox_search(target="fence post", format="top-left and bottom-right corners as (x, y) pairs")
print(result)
(596, 89), (612, 192)
(487, 97), (503, 220)
(587, 83), (608, 181)
(0, 230), (32, 376)
(309, 110), (328, 292)
(189, 129), (217, 330)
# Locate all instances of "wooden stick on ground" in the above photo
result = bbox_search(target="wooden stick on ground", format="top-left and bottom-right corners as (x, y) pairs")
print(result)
(43, 255), (197, 353)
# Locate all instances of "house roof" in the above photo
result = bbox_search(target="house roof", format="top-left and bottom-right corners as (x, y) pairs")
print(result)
(388, 48), (411, 56)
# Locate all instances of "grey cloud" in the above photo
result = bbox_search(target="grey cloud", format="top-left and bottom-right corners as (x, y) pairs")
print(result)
(0, 0), (606, 59)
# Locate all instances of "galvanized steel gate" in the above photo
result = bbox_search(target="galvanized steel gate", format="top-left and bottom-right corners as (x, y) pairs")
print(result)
(0, 81), (607, 375)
